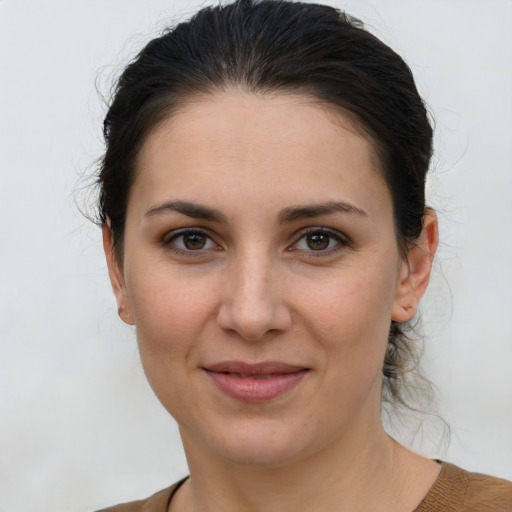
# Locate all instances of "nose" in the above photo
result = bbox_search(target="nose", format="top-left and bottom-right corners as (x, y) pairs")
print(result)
(216, 253), (292, 341)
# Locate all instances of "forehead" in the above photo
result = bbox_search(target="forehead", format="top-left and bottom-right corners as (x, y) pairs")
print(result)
(131, 91), (391, 220)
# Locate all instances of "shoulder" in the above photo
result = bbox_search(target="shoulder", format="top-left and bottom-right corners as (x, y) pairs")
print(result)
(416, 462), (512, 512)
(94, 478), (187, 512)
(463, 466), (512, 512)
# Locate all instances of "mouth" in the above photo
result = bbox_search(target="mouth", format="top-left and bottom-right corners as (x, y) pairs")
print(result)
(202, 361), (310, 402)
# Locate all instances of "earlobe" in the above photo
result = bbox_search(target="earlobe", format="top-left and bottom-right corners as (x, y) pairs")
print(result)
(391, 209), (439, 323)
(102, 225), (135, 325)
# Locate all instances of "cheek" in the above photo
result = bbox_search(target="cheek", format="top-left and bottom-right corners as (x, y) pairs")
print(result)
(300, 264), (397, 335)
(125, 263), (219, 358)
(297, 264), (397, 376)
(125, 267), (221, 419)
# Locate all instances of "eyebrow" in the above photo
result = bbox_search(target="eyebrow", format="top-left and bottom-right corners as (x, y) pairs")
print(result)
(145, 200), (228, 223)
(144, 199), (366, 224)
(278, 201), (367, 223)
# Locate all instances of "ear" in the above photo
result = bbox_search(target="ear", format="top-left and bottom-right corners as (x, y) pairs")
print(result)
(102, 224), (135, 325)
(392, 209), (439, 322)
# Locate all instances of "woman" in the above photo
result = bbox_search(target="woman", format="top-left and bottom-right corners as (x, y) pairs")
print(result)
(95, 1), (512, 510)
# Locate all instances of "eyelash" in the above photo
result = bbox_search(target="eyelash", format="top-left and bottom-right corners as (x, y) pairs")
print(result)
(289, 227), (351, 258)
(162, 228), (220, 257)
(162, 227), (351, 258)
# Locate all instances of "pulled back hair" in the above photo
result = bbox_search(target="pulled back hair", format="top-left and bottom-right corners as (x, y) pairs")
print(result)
(96, 0), (434, 409)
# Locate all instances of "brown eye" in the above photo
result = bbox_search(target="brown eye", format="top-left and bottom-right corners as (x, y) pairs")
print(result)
(306, 233), (330, 250)
(291, 228), (349, 255)
(183, 232), (207, 250)
(165, 229), (217, 253)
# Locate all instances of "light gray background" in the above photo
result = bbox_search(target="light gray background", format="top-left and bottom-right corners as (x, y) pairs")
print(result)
(1, 1), (511, 510)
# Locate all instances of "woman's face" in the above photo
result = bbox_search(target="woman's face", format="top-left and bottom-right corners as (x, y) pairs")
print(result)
(106, 92), (426, 467)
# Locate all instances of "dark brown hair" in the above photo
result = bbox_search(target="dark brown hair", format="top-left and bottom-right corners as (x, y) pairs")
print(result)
(96, 0), (434, 408)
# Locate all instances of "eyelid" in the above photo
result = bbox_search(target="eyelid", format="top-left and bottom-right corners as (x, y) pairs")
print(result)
(160, 226), (351, 258)
(163, 226), (204, 243)
(288, 227), (352, 255)
(162, 227), (222, 256)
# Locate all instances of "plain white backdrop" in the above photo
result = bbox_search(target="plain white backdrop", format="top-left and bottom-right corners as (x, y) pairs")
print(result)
(1, 0), (511, 510)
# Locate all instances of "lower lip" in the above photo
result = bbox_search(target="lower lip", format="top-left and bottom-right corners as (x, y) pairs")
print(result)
(205, 369), (309, 403)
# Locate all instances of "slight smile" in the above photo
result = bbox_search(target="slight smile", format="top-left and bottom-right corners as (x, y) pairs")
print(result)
(203, 361), (311, 403)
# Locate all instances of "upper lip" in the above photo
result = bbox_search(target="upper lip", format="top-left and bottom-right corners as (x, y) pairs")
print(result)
(203, 361), (308, 376)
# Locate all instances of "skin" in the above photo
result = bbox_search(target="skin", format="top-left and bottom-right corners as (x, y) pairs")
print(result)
(104, 92), (440, 512)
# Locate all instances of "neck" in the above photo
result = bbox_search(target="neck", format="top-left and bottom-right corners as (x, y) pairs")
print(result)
(176, 421), (411, 512)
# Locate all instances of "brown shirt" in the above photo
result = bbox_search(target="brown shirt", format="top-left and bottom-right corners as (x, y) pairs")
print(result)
(96, 462), (512, 512)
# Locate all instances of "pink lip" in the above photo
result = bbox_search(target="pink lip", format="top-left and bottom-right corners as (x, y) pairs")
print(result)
(203, 361), (309, 403)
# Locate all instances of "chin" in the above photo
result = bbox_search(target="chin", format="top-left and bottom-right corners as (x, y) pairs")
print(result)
(187, 416), (321, 469)
(217, 438), (307, 468)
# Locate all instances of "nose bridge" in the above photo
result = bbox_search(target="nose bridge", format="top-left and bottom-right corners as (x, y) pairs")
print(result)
(217, 244), (291, 340)
(237, 250), (273, 310)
